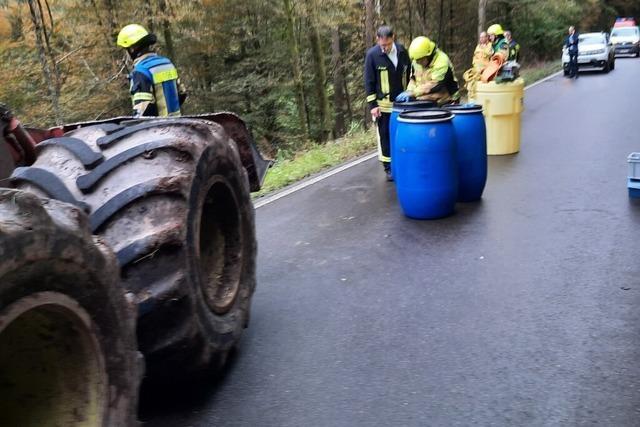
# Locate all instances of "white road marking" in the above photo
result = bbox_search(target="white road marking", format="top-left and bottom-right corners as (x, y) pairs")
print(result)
(255, 70), (563, 208)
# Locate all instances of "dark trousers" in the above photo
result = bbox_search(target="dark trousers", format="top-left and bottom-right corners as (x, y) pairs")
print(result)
(568, 51), (578, 77)
(375, 112), (391, 170)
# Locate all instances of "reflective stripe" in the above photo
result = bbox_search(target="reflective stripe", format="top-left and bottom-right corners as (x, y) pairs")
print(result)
(132, 92), (154, 102)
(380, 69), (390, 96)
(151, 64), (179, 84)
(378, 100), (393, 113)
(154, 83), (168, 117)
(367, 94), (377, 102)
(402, 65), (408, 89)
(376, 123), (391, 162)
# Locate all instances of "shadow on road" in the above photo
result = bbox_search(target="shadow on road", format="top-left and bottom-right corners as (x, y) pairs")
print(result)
(138, 348), (241, 422)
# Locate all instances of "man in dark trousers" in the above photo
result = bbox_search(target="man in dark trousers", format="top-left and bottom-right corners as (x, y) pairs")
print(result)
(364, 26), (411, 180)
(565, 26), (579, 78)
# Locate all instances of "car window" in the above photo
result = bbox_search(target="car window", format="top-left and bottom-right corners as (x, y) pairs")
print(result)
(579, 35), (605, 44)
(611, 28), (639, 37)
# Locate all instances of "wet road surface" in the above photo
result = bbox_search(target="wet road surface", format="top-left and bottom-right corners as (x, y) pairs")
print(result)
(144, 61), (640, 426)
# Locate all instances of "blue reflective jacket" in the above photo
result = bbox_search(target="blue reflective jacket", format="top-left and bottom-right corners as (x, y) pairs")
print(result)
(131, 54), (181, 117)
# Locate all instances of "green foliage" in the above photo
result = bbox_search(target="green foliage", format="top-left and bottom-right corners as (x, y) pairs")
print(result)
(0, 0), (636, 152)
(256, 125), (375, 196)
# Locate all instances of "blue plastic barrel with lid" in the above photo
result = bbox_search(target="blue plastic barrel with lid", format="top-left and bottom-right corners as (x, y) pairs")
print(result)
(443, 104), (487, 202)
(390, 101), (437, 173)
(395, 110), (457, 219)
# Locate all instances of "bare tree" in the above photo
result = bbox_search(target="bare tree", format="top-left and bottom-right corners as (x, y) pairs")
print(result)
(158, 0), (176, 62)
(283, 0), (310, 139)
(364, 0), (375, 128)
(306, 0), (331, 141)
(331, 28), (346, 138)
(478, 0), (489, 35)
(27, 0), (61, 124)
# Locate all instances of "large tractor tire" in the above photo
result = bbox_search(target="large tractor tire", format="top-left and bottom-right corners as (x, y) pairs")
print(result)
(0, 189), (140, 426)
(11, 118), (257, 380)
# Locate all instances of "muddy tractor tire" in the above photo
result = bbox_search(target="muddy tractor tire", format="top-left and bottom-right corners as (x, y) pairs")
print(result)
(0, 189), (140, 426)
(11, 118), (257, 380)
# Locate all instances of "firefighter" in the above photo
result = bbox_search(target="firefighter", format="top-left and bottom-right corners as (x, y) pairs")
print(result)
(464, 32), (493, 103)
(364, 25), (411, 180)
(487, 24), (510, 60)
(396, 36), (460, 106)
(504, 30), (521, 62)
(117, 24), (186, 117)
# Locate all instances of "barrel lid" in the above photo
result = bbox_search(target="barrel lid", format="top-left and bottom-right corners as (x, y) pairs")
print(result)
(392, 100), (437, 111)
(443, 103), (483, 114)
(477, 77), (525, 93)
(398, 109), (453, 123)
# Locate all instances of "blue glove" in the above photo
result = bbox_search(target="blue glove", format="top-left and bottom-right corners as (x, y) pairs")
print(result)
(395, 91), (412, 102)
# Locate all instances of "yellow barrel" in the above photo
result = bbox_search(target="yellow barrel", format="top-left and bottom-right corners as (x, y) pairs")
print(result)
(475, 78), (524, 155)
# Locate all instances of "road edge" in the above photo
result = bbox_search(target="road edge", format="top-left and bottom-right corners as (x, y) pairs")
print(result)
(255, 70), (563, 209)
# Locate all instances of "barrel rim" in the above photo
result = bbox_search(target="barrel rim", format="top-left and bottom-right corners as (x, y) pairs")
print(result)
(398, 109), (453, 123)
(392, 100), (438, 111)
(443, 104), (483, 114)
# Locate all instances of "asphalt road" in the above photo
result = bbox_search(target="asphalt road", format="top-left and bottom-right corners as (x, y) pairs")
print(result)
(144, 61), (640, 426)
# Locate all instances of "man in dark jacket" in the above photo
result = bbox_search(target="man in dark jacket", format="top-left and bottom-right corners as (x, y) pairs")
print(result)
(364, 26), (411, 180)
(565, 26), (579, 78)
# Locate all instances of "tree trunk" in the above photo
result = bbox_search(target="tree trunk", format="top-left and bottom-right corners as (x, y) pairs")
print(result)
(143, 0), (154, 32)
(331, 29), (346, 138)
(478, 0), (488, 35)
(27, 0), (61, 124)
(307, 0), (331, 142)
(283, 0), (310, 139)
(158, 0), (176, 61)
(103, 0), (118, 41)
(365, 0), (375, 45)
(343, 78), (353, 125)
(36, 0), (61, 103)
(415, 0), (429, 34)
(364, 0), (375, 129)
(385, 0), (396, 26)
(437, 0), (444, 46)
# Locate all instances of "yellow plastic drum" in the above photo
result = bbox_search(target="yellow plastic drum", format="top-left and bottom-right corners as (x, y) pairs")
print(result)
(475, 78), (524, 155)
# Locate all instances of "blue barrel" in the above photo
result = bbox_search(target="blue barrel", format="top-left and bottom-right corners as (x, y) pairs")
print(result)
(443, 104), (487, 202)
(390, 101), (437, 175)
(395, 110), (458, 219)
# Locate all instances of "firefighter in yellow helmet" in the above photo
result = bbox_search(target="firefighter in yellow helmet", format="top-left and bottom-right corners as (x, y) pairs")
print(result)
(487, 24), (510, 60)
(395, 36), (460, 106)
(117, 24), (186, 117)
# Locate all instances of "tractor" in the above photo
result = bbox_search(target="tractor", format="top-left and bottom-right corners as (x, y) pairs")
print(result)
(0, 104), (270, 426)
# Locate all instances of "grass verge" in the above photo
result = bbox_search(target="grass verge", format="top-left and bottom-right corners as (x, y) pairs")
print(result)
(256, 60), (561, 198)
(520, 60), (563, 85)
(255, 128), (376, 196)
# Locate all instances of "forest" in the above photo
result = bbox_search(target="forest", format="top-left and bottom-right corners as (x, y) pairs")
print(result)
(0, 0), (639, 158)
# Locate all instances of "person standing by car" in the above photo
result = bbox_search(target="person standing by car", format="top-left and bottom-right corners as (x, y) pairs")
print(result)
(565, 26), (579, 78)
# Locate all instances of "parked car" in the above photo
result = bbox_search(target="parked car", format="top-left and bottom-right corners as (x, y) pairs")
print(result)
(562, 32), (616, 74)
(613, 17), (637, 28)
(610, 26), (640, 57)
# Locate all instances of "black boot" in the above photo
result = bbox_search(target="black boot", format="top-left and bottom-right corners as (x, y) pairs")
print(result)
(383, 163), (393, 182)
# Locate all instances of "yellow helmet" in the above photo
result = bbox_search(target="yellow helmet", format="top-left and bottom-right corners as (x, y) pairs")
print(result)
(409, 36), (436, 60)
(487, 24), (504, 36)
(117, 24), (150, 48)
